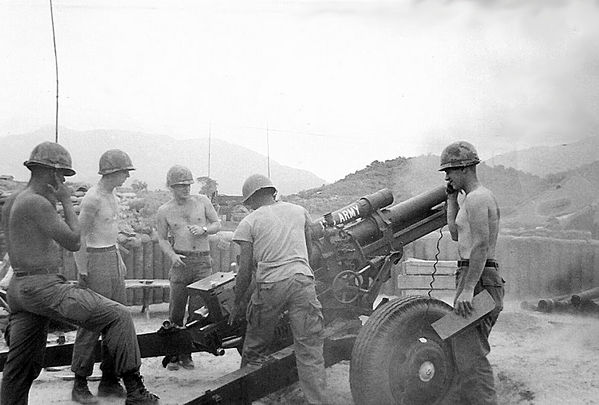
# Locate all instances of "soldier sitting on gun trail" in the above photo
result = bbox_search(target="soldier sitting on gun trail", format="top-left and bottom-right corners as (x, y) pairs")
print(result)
(0, 141), (158, 405)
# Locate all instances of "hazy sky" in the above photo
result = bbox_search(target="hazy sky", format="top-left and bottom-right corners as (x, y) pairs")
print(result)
(1, 0), (598, 183)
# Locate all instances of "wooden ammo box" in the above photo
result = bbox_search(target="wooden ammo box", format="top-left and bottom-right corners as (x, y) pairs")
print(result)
(187, 271), (236, 323)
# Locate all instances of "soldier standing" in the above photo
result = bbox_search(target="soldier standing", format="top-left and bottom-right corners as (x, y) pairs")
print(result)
(0, 142), (158, 405)
(156, 165), (221, 370)
(70, 149), (137, 403)
(229, 174), (328, 405)
(439, 141), (504, 405)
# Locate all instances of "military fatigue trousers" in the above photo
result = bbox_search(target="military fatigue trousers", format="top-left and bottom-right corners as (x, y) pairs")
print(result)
(241, 274), (327, 405)
(1, 274), (141, 405)
(444, 264), (505, 405)
(71, 246), (127, 377)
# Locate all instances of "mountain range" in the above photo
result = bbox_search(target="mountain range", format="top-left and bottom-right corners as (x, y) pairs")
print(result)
(485, 136), (599, 177)
(0, 127), (326, 195)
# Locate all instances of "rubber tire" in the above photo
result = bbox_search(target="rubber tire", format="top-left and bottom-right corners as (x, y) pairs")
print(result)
(350, 295), (455, 405)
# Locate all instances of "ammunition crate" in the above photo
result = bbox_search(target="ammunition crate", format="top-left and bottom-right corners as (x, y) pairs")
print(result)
(187, 271), (236, 322)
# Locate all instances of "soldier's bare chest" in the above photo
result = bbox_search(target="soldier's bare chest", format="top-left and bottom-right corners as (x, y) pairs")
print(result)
(167, 203), (205, 228)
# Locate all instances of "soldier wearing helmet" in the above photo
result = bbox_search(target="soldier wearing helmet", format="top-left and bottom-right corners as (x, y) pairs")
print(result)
(156, 165), (221, 371)
(1, 142), (158, 405)
(229, 174), (328, 405)
(70, 149), (138, 403)
(439, 141), (503, 405)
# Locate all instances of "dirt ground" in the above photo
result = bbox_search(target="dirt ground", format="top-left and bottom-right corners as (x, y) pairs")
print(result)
(5, 298), (599, 405)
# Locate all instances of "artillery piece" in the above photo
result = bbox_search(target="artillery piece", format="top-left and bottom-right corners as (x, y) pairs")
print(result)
(0, 186), (457, 405)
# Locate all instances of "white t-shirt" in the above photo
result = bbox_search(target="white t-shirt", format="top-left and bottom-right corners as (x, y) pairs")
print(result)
(233, 201), (314, 283)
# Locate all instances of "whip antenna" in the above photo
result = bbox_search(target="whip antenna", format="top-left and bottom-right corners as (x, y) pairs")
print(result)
(49, 0), (60, 142)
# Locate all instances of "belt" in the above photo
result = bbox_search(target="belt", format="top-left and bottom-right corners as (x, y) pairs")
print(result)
(13, 267), (60, 278)
(174, 250), (210, 257)
(457, 259), (498, 269)
(87, 245), (117, 253)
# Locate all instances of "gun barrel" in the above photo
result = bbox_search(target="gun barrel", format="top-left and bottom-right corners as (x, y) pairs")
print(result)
(346, 186), (447, 246)
(387, 186), (447, 232)
(312, 188), (394, 231)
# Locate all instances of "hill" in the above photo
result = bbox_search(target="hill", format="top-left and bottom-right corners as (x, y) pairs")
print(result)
(487, 136), (599, 177)
(287, 155), (547, 218)
(0, 127), (326, 195)
(286, 153), (599, 238)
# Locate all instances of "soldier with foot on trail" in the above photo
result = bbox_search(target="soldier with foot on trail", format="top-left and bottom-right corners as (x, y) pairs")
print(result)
(156, 165), (221, 371)
(70, 149), (137, 404)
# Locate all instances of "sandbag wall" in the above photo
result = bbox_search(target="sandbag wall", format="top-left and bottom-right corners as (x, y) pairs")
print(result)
(60, 231), (240, 306)
(403, 232), (599, 299)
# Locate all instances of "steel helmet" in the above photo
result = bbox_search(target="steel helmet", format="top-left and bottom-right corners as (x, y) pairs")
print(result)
(24, 141), (76, 176)
(98, 149), (135, 175)
(439, 141), (481, 171)
(242, 174), (276, 203)
(166, 165), (194, 187)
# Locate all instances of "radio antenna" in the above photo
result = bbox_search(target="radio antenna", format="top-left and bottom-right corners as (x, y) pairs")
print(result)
(49, 0), (60, 143)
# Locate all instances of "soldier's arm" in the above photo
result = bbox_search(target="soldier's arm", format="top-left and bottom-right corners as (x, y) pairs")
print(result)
(203, 195), (221, 235)
(73, 194), (99, 275)
(34, 194), (81, 252)
(156, 207), (176, 259)
(446, 192), (459, 241)
(233, 241), (253, 306)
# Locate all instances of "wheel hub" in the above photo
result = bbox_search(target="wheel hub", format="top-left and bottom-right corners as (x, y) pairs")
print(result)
(389, 335), (453, 404)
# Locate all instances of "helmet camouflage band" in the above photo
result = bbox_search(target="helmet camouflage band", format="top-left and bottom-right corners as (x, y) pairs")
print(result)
(242, 174), (276, 203)
(439, 141), (481, 171)
(24, 141), (76, 176)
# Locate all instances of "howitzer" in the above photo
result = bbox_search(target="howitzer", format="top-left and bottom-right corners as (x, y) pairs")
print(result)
(0, 186), (456, 405)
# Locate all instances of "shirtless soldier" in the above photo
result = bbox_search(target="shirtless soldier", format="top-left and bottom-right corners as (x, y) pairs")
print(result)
(440, 141), (504, 405)
(71, 149), (136, 403)
(0, 142), (158, 405)
(156, 165), (221, 370)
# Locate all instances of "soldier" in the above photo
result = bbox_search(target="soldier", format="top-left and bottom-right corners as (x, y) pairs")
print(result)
(156, 165), (221, 370)
(0, 142), (158, 405)
(70, 149), (137, 403)
(228, 174), (328, 405)
(439, 141), (504, 405)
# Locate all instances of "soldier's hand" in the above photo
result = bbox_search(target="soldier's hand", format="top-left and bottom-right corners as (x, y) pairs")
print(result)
(228, 304), (241, 326)
(454, 289), (474, 318)
(171, 254), (186, 267)
(187, 225), (205, 236)
(78, 274), (90, 289)
(49, 177), (72, 203)
(445, 183), (457, 197)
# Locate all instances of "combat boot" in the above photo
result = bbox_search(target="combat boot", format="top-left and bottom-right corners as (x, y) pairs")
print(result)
(97, 374), (126, 398)
(71, 375), (99, 404)
(123, 370), (160, 405)
(179, 354), (195, 370)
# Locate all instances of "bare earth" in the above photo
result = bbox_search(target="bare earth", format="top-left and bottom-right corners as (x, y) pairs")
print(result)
(6, 299), (599, 405)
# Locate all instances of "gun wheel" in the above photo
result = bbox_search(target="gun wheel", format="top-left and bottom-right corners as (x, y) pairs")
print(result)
(350, 296), (455, 405)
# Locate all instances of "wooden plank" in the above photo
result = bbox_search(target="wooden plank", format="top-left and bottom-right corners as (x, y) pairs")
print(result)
(397, 274), (455, 290)
(431, 290), (496, 340)
(403, 258), (457, 275)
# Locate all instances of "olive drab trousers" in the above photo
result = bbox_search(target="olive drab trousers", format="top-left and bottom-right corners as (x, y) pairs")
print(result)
(444, 264), (505, 405)
(71, 246), (128, 378)
(241, 274), (327, 405)
(1, 274), (141, 405)
(169, 254), (212, 361)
